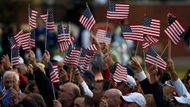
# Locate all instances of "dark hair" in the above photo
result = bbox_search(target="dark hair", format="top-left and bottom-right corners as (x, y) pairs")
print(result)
(84, 95), (95, 107)
(96, 80), (113, 91)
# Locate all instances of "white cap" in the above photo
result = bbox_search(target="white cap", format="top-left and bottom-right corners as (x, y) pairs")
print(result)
(18, 56), (24, 64)
(163, 80), (175, 88)
(114, 75), (137, 88)
(122, 92), (146, 107)
(53, 55), (63, 62)
(174, 94), (190, 105)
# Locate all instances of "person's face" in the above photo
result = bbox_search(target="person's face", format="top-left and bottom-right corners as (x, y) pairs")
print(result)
(100, 91), (115, 107)
(58, 84), (73, 102)
(74, 97), (85, 107)
(117, 82), (130, 95)
(187, 79), (190, 86)
(4, 75), (14, 89)
(163, 85), (176, 99)
(92, 82), (104, 102)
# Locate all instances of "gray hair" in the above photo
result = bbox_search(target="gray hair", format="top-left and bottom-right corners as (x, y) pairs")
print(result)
(3, 71), (19, 82)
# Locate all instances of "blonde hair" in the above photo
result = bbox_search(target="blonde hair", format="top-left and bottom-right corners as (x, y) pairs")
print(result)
(144, 94), (156, 107)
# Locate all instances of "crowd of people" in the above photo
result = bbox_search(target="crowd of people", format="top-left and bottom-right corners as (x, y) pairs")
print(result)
(0, 35), (190, 107)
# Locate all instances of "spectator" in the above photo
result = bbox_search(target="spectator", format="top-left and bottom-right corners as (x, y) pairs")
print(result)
(99, 88), (122, 107)
(121, 92), (146, 107)
(114, 75), (137, 95)
(92, 80), (112, 106)
(58, 82), (81, 107)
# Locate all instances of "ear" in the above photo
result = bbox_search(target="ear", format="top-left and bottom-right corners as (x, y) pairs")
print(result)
(68, 92), (75, 100)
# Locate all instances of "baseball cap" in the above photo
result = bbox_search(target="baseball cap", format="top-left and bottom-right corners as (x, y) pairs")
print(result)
(122, 92), (146, 107)
(18, 56), (24, 64)
(174, 94), (190, 105)
(52, 55), (63, 62)
(114, 75), (137, 88)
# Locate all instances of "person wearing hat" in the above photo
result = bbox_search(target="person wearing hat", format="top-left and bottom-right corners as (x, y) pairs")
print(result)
(114, 75), (137, 95)
(121, 92), (146, 107)
(167, 59), (190, 106)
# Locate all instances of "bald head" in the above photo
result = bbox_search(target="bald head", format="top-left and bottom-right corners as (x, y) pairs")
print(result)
(59, 82), (81, 105)
(101, 89), (122, 107)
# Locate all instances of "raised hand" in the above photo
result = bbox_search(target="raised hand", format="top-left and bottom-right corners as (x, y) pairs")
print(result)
(28, 50), (38, 69)
(166, 58), (175, 73)
(166, 59), (178, 81)
(147, 65), (159, 84)
(131, 57), (143, 73)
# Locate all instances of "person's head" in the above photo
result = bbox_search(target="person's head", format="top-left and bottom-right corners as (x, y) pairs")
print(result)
(92, 80), (112, 103)
(144, 94), (156, 107)
(13, 98), (38, 107)
(58, 82), (81, 106)
(52, 55), (64, 70)
(27, 93), (46, 107)
(24, 81), (39, 94)
(3, 71), (19, 89)
(162, 81), (177, 100)
(173, 94), (190, 107)
(121, 92), (146, 107)
(115, 75), (137, 95)
(100, 88), (122, 107)
(74, 97), (85, 107)
(183, 69), (190, 86)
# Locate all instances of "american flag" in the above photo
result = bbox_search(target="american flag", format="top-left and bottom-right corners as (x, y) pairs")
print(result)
(167, 13), (177, 25)
(64, 48), (81, 66)
(28, 7), (38, 28)
(20, 32), (31, 50)
(107, 2), (129, 20)
(40, 14), (47, 23)
(11, 47), (20, 66)
(0, 86), (6, 100)
(96, 29), (112, 44)
(86, 44), (98, 52)
(164, 20), (185, 45)
(57, 24), (72, 52)
(79, 7), (96, 31)
(79, 48), (95, 71)
(57, 24), (71, 43)
(142, 35), (159, 49)
(113, 63), (128, 82)
(121, 25), (144, 42)
(46, 10), (55, 30)
(143, 16), (160, 37)
(14, 30), (23, 44)
(30, 30), (35, 49)
(9, 37), (18, 48)
(48, 62), (59, 84)
(145, 47), (167, 70)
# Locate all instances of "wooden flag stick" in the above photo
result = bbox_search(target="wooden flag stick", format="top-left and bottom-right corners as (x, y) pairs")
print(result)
(168, 40), (171, 59)
(160, 42), (170, 57)
(45, 10), (48, 50)
(51, 83), (56, 100)
(8, 38), (13, 66)
(143, 50), (147, 71)
(134, 42), (139, 57)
